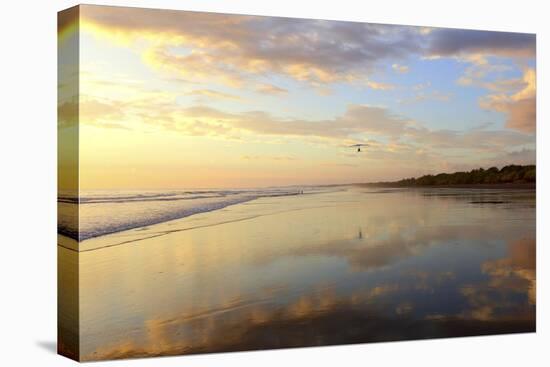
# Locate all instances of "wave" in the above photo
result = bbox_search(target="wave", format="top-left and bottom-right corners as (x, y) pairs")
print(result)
(58, 188), (307, 241)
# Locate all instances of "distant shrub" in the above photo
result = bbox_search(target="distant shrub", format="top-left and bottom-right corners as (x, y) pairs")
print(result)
(370, 165), (535, 187)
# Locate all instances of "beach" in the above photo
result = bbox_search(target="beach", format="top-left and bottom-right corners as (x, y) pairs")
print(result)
(59, 186), (535, 360)
(53, 8), (538, 363)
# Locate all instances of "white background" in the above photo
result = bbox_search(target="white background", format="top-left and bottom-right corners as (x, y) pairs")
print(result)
(0, 0), (547, 365)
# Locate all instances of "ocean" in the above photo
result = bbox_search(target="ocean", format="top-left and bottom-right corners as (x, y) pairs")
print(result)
(58, 186), (330, 241)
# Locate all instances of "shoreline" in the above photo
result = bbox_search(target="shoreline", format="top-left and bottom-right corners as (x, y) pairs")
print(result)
(58, 183), (535, 250)
(63, 189), (338, 251)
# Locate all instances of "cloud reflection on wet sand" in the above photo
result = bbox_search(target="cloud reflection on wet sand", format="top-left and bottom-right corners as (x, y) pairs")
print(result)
(62, 189), (534, 361)
(85, 262), (534, 360)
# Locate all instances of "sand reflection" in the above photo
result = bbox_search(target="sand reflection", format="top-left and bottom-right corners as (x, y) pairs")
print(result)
(63, 188), (535, 361)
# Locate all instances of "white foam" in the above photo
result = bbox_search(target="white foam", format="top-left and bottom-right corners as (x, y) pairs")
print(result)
(58, 188), (308, 241)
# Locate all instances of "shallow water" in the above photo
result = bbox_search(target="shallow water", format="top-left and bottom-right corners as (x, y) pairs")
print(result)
(58, 187), (325, 240)
(59, 187), (536, 360)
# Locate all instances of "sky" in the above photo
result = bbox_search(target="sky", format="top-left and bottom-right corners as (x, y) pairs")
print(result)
(58, 5), (536, 189)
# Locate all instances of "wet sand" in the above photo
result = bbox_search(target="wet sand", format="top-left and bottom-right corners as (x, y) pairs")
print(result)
(59, 187), (536, 361)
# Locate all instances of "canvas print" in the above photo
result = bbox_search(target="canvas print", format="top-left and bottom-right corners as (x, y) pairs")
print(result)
(58, 5), (536, 361)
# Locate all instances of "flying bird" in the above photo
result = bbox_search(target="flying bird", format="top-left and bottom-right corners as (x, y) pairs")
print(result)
(349, 143), (369, 152)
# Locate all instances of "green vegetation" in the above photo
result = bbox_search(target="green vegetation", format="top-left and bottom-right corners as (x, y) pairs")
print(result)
(370, 165), (535, 187)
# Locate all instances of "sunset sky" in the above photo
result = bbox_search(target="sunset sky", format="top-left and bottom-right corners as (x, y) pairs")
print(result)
(59, 5), (536, 189)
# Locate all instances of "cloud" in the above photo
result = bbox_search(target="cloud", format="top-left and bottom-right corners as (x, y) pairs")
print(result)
(231, 104), (412, 140)
(59, 97), (129, 130)
(479, 68), (536, 133)
(398, 90), (450, 104)
(426, 29), (535, 59)
(78, 3), (536, 121)
(455, 56), (517, 90)
(409, 128), (533, 151)
(452, 53), (535, 134)
(186, 89), (243, 101)
(504, 97), (536, 133)
(75, 5), (536, 168)
(392, 63), (409, 73)
(80, 5), (425, 87)
(78, 84), (534, 168)
(425, 31), (535, 134)
(142, 46), (247, 87)
(366, 80), (395, 90)
(128, 103), (409, 141)
(80, 98), (125, 122)
(255, 83), (288, 95)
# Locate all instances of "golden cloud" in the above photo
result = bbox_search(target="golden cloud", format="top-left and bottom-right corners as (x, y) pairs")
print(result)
(479, 68), (536, 133)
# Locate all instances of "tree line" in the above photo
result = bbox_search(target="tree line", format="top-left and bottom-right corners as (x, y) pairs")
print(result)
(369, 165), (536, 187)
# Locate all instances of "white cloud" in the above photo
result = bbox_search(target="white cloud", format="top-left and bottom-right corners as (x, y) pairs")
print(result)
(392, 63), (409, 73)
